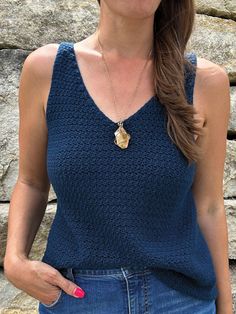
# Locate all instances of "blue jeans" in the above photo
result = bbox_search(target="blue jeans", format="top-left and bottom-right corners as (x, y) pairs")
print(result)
(38, 265), (216, 313)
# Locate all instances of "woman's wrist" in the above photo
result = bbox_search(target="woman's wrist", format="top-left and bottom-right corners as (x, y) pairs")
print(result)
(3, 253), (29, 276)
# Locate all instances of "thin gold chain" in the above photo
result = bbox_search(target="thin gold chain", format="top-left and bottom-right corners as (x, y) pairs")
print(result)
(96, 29), (153, 124)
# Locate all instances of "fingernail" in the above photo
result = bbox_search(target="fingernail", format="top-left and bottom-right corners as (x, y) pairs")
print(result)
(73, 287), (85, 298)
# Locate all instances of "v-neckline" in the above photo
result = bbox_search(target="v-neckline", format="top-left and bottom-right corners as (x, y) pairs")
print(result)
(70, 42), (157, 126)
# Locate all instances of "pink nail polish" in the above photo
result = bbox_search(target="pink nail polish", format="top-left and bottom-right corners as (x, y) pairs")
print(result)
(73, 287), (85, 298)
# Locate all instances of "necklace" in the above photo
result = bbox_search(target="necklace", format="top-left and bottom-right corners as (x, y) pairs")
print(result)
(96, 30), (153, 149)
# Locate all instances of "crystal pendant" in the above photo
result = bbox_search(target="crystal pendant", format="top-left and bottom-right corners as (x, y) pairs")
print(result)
(114, 121), (131, 149)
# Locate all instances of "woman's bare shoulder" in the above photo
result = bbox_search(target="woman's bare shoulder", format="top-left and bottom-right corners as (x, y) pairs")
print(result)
(21, 43), (60, 112)
(194, 56), (229, 122)
(195, 56), (228, 85)
(23, 43), (59, 85)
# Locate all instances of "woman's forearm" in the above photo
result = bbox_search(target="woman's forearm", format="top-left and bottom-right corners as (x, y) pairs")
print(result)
(4, 179), (49, 271)
(197, 206), (233, 312)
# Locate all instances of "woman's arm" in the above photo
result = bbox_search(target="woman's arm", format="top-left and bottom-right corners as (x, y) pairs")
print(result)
(3, 45), (85, 305)
(3, 44), (54, 271)
(192, 57), (232, 313)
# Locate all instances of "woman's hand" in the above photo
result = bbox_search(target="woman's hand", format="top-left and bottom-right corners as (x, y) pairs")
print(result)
(4, 257), (85, 305)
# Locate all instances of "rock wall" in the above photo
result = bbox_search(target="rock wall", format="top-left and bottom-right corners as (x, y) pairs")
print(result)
(0, 0), (236, 312)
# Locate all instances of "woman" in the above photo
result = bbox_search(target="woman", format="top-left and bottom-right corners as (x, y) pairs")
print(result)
(3, 0), (232, 313)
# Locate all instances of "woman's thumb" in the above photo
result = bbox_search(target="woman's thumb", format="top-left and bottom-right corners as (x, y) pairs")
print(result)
(58, 274), (85, 298)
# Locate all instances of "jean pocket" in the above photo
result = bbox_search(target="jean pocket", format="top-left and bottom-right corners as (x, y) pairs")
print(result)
(40, 288), (64, 309)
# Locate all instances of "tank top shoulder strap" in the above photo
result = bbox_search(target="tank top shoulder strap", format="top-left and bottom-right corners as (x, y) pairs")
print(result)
(46, 41), (76, 121)
(50, 41), (75, 75)
(184, 51), (197, 105)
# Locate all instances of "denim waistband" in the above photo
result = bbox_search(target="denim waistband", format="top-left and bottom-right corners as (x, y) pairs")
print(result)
(58, 265), (152, 279)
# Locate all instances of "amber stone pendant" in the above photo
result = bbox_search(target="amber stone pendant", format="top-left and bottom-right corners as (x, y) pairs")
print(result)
(114, 121), (131, 149)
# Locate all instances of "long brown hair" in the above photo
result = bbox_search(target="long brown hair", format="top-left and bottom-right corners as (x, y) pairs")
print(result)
(96, 0), (204, 166)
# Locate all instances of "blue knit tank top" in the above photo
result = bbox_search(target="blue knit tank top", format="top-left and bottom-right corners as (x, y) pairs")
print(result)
(41, 42), (218, 301)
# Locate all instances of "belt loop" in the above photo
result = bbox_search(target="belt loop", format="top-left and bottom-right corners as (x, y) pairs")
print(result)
(66, 267), (75, 283)
(120, 267), (128, 276)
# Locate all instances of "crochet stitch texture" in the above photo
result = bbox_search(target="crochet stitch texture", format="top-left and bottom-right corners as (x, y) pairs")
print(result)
(41, 42), (218, 301)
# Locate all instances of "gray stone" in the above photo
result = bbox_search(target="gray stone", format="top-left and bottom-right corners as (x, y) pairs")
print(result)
(0, 0), (99, 50)
(226, 200), (236, 259)
(0, 49), (28, 202)
(1, 203), (56, 268)
(0, 48), (57, 201)
(196, 0), (236, 20)
(224, 140), (236, 198)
(230, 261), (236, 313)
(0, 267), (39, 313)
(229, 87), (236, 132)
(187, 14), (236, 82)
